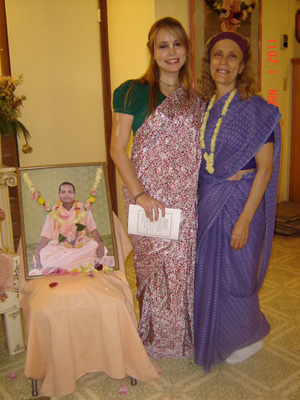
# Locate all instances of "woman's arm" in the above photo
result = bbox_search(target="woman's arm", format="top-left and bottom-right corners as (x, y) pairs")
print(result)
(110, 112), (165, 221)
(230, 142), (274, 251)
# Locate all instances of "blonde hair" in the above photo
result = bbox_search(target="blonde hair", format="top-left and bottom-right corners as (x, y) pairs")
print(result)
(197, 34), (258, 102)
(126, 17), (191, 116)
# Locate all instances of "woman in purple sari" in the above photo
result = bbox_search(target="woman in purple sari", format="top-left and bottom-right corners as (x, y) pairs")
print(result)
(110, 18), (206, 358)
(194, 32), (281, 372)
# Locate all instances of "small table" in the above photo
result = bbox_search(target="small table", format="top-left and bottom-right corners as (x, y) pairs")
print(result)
(20, 271), (160, 397)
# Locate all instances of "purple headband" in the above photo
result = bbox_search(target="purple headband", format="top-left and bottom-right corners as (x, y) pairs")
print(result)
(208, 32), (247, 61)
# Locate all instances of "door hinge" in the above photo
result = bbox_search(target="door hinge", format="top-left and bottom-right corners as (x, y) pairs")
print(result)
(98, 9), (101, 23)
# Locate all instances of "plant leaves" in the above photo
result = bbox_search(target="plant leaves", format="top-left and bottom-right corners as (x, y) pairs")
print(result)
(58, 234), (66, 243)
(76, 223), (86, 232)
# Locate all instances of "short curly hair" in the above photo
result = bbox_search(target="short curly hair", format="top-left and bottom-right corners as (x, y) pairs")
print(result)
(197, 34), (258, 102)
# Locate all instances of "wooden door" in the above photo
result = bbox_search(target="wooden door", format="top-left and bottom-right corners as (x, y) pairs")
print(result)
(290, 59), (300, 203)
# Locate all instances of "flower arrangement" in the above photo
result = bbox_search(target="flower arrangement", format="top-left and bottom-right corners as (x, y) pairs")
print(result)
(204, 0), (259, 23)
(22, 168), (103, 244)
(0, 74), (30, 142)
(43, 261), (113, 278)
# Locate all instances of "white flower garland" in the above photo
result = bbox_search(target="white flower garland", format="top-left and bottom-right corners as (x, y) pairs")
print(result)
(200, 89), (237, 174)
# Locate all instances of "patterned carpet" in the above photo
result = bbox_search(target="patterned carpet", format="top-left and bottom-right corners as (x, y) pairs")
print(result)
(0, 233), (299, 400)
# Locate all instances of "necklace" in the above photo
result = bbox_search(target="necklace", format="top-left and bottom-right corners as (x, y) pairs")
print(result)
(200, 89), (237, 174)
(159, 80), (180, 88)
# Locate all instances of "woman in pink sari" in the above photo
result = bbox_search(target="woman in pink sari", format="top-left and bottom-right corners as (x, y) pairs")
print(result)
(110, 17), (206, 358)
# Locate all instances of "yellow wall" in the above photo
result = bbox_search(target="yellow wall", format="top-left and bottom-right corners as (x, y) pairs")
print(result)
(155, 0), (189, 33)
(107, 0), (155, 228)
(5, 0), (106, 166)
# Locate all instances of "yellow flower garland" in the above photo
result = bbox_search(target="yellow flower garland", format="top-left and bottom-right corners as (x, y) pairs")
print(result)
(200, 89), (237, 174)
(51, 200), (86, 225)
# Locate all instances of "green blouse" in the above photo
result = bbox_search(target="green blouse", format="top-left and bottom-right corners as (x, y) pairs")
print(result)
(113, 80), (166, 134)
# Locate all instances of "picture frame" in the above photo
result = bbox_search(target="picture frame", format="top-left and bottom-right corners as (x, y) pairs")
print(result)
(17, 162), (119, 279)
(189, 0), (262, 90)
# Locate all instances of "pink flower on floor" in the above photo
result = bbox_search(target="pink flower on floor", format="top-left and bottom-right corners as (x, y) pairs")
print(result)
(8, 371), (17, 379)
(118, 384), (127, 395)
(60, 223), (77, 241)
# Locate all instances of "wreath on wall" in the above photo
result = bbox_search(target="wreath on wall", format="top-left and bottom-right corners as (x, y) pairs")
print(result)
(204, 0), (259, 27)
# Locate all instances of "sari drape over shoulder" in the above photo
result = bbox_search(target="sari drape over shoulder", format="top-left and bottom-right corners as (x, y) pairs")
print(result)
(194, 93), (281, 372)
(123, 87), (206, 358)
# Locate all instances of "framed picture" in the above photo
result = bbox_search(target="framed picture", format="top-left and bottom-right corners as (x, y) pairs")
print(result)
(17, 162), (119, 279)
(190, 0), (262, 90)
(296, 10), (300, 43)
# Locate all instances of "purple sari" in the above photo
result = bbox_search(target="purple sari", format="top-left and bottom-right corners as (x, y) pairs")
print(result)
(123, 87), (206, 358)
(194, 93), (281, 371)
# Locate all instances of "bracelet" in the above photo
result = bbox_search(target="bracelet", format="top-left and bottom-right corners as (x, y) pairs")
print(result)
(97, 239), (103, 243)
(134, 191), (145, 201)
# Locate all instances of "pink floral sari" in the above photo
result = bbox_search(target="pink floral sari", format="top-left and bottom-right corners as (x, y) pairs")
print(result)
(123, 87), (206, 358)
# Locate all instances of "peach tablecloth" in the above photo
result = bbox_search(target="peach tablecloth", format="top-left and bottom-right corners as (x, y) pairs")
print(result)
(20, 271), (160, 397)
(18, 213), (161, 397)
